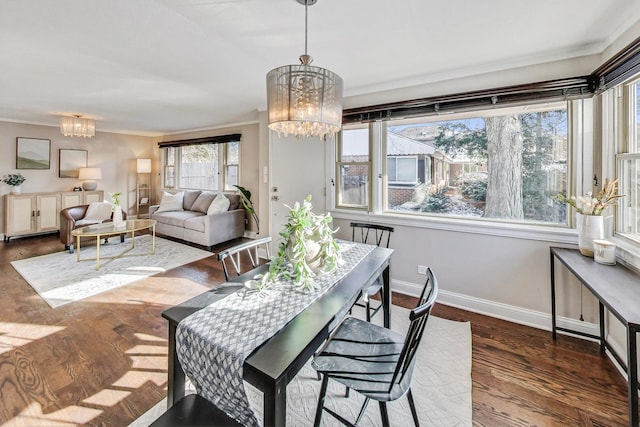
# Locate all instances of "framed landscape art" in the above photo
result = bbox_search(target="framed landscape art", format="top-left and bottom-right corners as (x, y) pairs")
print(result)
(16, 137), (50, 169)
(59, 149), (87, 178)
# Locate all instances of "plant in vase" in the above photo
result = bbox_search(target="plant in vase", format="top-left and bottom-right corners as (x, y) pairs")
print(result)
(258, 195), (340, 292)
(234, 185), (259, 234)
(110, 192), (125, 227)
(556, 179), (623, 256)
(2, 173), (26, 194)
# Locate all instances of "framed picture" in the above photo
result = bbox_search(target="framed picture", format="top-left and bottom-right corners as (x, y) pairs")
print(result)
(140, 197), (149, 204)
(59, 149), (87, 178)
(16, 137), (51, 169)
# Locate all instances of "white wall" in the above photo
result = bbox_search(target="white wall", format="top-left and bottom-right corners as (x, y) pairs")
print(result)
(0, 121), (155, 233)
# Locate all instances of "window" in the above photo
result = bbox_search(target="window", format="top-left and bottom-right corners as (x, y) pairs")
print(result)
(160, 136), (240, 192)
(336, 102), (571, 225)
(616, 78), (640, 241)
(336, 127), (371, 210)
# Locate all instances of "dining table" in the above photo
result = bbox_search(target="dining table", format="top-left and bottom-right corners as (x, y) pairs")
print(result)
(161, 241), (393, 426)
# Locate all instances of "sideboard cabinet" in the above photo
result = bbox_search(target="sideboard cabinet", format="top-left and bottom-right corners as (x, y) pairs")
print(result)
(4, 191), (103, 242)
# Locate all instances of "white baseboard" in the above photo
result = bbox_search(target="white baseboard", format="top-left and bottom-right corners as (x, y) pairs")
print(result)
(392, 278), (598, 337)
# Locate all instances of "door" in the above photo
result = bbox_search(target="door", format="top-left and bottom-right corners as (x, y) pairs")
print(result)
(269, 133), (327, 242)
(37, 193), (59, 232)
(5, 194), (36, 236)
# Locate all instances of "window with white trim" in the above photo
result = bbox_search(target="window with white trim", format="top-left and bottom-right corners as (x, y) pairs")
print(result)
(336, 127), (371, 210)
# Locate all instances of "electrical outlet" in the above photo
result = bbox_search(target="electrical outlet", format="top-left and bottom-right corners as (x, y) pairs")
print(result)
(417, 265), (427, 275)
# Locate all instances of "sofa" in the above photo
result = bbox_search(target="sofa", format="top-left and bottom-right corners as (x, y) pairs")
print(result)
(149, 190), (245, 250)
(60, 203), (127, 252)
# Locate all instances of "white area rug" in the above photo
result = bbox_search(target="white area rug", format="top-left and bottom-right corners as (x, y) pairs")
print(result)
(133, 306), (472, 426)
(11, 235), (212, 308)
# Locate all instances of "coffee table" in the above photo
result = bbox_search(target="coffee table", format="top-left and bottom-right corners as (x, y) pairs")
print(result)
(71, 219), (157, 270)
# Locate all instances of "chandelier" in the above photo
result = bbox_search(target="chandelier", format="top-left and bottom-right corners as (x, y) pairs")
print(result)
(60, 115), (96, 138)
(266, 0), (343, 141)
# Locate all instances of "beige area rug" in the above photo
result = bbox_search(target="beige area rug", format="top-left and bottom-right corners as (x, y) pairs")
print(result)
(11, 235), (212, 308)
(133, 305), (472, 426)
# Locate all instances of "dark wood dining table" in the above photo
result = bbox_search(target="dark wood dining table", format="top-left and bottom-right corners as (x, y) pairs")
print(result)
(161, 245), (393, 427)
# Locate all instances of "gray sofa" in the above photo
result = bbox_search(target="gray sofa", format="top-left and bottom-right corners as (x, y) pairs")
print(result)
(150, 190), (245, 250)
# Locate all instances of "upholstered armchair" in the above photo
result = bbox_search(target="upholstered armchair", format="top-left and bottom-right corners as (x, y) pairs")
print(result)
(60, 203), (127, 252)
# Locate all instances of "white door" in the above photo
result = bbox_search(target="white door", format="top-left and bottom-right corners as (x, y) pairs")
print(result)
(269, 132), (327, 244)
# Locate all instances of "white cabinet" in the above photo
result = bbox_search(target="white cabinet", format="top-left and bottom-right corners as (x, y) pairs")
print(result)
(4, 192), (60, 241)
(61, 190), (104, 209)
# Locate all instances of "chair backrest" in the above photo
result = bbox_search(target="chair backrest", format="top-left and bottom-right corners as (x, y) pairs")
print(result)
(216, 237), (272, 281)
(388, 267), (438, 393)
(350, 222), (394, 248)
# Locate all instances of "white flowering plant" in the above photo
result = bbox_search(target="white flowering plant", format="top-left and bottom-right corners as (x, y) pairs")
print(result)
(2, 173), (25, 186)
(556, 179), (623, 216)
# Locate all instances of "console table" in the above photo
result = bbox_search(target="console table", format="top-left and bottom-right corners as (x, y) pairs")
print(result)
(550, 247), (640, 426)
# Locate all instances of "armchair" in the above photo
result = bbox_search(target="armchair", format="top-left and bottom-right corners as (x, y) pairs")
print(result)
(60, 204), (127, 253)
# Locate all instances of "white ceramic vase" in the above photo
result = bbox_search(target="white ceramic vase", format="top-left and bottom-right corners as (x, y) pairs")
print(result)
(112, 205), (125, 228)
(10, 185), (21, 195)
(576, 212), (604, 257)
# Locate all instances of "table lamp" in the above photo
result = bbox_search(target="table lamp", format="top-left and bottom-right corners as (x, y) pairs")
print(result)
(78, 167), (102, 191)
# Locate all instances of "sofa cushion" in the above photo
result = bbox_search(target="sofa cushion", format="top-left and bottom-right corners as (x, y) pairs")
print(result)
(156, 191), (185, 213)
(191, 191), (217, 214)
(153, 210), (203, 227)
(82, 202), (113, 223)
(208, 193), (230, 214)
(227, 194), (240, 211)
(183, 190), (202, 211)
(184, 215), (206, 233)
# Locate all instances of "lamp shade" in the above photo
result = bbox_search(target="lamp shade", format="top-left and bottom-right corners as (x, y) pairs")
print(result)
(137, 158), (152, 173)
(267, 63), (343, 140)
(78, 167), (102, 180)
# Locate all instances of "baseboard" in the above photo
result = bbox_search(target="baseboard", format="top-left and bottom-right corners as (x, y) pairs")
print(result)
(392, 278), (599, 337)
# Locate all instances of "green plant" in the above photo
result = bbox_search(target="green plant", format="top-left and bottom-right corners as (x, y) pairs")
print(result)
(2, 173), (25, 186)
(423, 186), (450, 212)
(234, 185), (259, 234)
(111, 192), (122, 206)
(261, 195), (340, 291)
(458, 172), (487, 202)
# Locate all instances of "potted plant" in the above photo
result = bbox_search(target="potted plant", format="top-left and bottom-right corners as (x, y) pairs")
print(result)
(234, 185), (260, 234)
(260, 195), (340, 291)
(556, 179), (623, 256)
(2, 173), (26, 194)
(110, 192), (125, 228)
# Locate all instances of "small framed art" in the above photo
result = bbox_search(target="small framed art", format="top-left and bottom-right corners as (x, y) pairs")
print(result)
(16, 137), (51, 169)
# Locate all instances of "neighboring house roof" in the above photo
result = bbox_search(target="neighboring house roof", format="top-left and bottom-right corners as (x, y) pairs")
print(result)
(387, 131), (436, 156)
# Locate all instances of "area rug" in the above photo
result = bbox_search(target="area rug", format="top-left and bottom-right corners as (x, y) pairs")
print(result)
(11, 235), (212, 308)
(132, 305), (472, 426)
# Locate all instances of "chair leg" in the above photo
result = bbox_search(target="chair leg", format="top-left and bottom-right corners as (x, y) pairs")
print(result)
(354, 397), (371, 426)
(345, 385), (350, 398)
(378, 401), (390, 427)
(365, 299), (371, 322)
(407, 389), (420, 427)
(314, 375), (329, 427)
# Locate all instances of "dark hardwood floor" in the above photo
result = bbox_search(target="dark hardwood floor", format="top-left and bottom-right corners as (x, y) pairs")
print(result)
(0, 233), (631, 426)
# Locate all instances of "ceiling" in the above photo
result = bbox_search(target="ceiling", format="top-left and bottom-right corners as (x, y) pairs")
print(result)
(1, 0), (639, 136)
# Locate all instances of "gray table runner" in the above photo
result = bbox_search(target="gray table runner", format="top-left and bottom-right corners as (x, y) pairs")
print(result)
(176, 241), (375, 426)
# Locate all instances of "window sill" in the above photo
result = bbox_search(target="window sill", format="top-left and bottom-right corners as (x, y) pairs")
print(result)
(330, 209), (577, 244)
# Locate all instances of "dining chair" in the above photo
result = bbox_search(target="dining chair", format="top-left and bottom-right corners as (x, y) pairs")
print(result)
(216, 236), (272, 281)
(312, 267), (439, 427)
(350, 222), (394, 322)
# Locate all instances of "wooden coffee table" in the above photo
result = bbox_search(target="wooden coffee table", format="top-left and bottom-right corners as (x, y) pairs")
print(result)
(71, 219), (157, 270)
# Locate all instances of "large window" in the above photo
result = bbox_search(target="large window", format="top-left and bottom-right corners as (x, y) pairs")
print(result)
(336, 102), (571, 225)
(616, 78), (640, 241)
(162, 140), (239, 191)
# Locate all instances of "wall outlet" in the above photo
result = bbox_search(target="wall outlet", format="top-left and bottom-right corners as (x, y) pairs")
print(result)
(417, 265), (428, 275)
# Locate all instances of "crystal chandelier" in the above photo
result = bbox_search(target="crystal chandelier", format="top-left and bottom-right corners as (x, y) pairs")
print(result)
(266, 0), (343, 141)
(60, 115), (96, 138)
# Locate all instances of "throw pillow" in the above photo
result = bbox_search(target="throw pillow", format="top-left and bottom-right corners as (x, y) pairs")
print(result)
(156, 191), (185, 213)
(191, 191), (217, 214)
(207, 192), (230, 215)
(83, 202), (113, 223)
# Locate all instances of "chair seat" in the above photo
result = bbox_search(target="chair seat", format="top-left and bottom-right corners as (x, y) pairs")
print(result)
(312, 317), (414, 402)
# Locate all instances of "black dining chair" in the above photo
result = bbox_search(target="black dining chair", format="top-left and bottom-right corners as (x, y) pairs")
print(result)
(350, 222), (394, 322)
(216, 236), (272, 281)
(312, 267), (439, 427)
